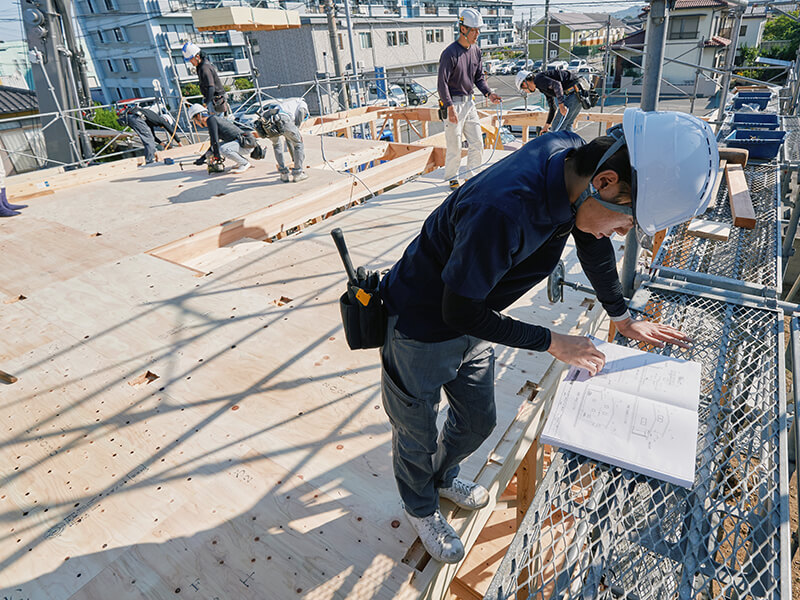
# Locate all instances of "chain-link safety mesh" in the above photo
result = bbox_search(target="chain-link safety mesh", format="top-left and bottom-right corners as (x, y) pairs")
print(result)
(782, 116), (800, 165)
(484, 285), (789, 600)
(651, 164), (779, 290)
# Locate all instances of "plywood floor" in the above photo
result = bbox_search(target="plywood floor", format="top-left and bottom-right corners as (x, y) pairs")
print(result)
(0, 137), (613, 600)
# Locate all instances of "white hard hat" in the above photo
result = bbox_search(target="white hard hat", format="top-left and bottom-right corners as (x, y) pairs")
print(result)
(459, 8), (484, 29)
(516, 70), (532, 92)
(623, 108), (719, 235)
(186, 103), (206, 120)
(181, 41), (201, 61)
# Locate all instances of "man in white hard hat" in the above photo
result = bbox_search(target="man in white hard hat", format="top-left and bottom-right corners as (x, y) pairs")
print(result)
(378, 108), (718, 564)
(516, 67), (584, 133)
(438, 8), (501, 190)
(182, 41), (230, 116)
(187, 103), (253, 174)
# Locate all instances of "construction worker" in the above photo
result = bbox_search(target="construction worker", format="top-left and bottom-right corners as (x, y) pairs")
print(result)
(182, 42), (229, 116)
(117, 104), (182, 164)
(516, 68), (584, 133)
(252, 102), (307, 183)
(187, 103), (253, 174)
(437, 7), (501, 190)
(378, 108), (718, 563)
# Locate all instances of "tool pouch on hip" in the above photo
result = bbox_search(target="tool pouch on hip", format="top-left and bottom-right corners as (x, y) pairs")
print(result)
(438, 100), (448, 121)
(212, 93), (229, 114)
(339, 270), (387, 350)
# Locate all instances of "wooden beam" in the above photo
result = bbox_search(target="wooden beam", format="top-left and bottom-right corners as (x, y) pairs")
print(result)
(708, 159), (727, 209)
(687, 219), (731, 241)
(725, 164), (756, 229)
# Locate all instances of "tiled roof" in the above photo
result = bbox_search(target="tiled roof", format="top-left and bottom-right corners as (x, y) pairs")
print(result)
(543, 12), (627, 31)
(610, 28), (646, 49)
(704, 35), (731, 46)
(673, 0), (731, 9)
(0, 86), (38, 116)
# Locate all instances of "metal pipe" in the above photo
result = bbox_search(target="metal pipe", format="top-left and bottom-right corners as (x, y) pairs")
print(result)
(621, 0), (670, 298)
(790, 316), (800, 552)
(782, 188), (800, 272)
(715, 6), (745, 133)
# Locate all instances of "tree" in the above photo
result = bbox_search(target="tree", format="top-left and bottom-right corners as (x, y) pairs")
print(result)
(181, 83), (201, 99)
(91, 107), (123, 131)
(762, 12), (799, 60)
(234, 77), (254, 90)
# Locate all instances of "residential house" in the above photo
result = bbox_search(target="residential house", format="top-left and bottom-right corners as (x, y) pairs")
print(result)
(737, 5), (767, 53)
(611, 0), (737, 97)
(529, 12), (627, 63)
(0, 86), (45, 174)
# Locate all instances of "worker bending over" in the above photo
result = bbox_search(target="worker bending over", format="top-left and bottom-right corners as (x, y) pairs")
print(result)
(118, 103), (182, 164)
(253, 102), (307, 183)
(437, 7), (501, 190)
(516, 68), (584, 133)
(378, 108), (719, 563)
(187, 103), (254, 175)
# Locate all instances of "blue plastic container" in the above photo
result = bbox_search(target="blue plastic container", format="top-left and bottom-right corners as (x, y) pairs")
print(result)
(731, 113), (780, 130)
(724, 129), (787, 159)
(732, 92), (772, 110)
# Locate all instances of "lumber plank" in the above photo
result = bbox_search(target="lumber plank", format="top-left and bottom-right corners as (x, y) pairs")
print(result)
(725, 164), (756, 229)
(708, 159), (727, 209)
(687, 219), (731, 241)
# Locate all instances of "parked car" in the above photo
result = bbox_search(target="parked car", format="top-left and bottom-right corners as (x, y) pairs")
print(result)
(547, 60), (569, 70)
(498, 61), (513, 75)
(531, 59), (543, 71)
(393, 80), (429, 106)
(510, 59), (528, 74)
(484, 59), (501, 74)
(366, 83), (407, 107)
(567, 59), (588, 72)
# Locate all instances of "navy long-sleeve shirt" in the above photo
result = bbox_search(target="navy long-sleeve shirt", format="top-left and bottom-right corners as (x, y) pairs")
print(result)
(379, 132), (628, 351)
(197, 56), (224, 106)
(437, 41), (492, 108)
(534, 69), (580, 124)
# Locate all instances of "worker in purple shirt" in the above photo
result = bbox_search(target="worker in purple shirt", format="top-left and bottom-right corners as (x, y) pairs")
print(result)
(438, 8), (501, 190)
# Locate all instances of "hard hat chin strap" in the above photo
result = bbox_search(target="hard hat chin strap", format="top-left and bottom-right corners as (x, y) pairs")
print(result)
(572, 126), (633, 217)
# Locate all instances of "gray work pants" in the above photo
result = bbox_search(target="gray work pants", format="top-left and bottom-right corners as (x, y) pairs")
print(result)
(268, 115), (305, 176)
(124, 113), (156, 163)
(551, 92), (583, 133)
(219, 140), (249, 167)
(380, 315), (496, 518)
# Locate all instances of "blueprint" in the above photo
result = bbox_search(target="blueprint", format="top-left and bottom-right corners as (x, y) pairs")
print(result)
(541, 337), (702, 488)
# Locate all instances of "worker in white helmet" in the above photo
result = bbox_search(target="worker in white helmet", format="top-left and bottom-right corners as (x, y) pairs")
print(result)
(182, 41), (229, 116)
(437, 7), (501, 190)
(516, 67), (586, 133)
(187, 103), (254, 174)
(378, 108), (718, 564)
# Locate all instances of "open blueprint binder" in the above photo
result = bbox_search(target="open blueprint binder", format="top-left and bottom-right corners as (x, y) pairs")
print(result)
(541, 336), (702, 488)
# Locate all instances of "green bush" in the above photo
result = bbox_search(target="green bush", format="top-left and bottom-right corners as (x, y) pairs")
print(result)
(234, 77), (254, 90)
(181, 83), (201, 98)
(91, 107), (123, 131)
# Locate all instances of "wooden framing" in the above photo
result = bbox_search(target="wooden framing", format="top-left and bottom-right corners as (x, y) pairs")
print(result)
(191, 6), (301, 31)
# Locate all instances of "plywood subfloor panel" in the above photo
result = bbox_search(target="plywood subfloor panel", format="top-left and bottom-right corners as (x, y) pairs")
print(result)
(0, 152), (612, 599)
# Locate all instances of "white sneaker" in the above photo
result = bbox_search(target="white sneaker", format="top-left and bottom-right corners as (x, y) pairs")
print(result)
(406, 510), (464, 563)
(230, 163), (251, 174)
(439, 478), (489, 510)
(280, 172), (290, 182)
(293, 171), (308, 183)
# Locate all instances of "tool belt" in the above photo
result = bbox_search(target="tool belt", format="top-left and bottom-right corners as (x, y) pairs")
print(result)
(573, 77), (598, 110)
(331, 228), (388, 350)
(438, 100), (448, 122)
(212, 93), (230, 114)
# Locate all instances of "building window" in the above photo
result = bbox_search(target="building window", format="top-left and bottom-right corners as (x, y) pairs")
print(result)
(132, 87), (142, 97)
(387, 31), (398, 46)
(123, 58), (136, 72)
(337, 33), (344, 50)
(86, 0), (97, 13)
(112, 27), (125, 42)
(435, 28), (443, 42)
(668, 16), (699, 40)
(739, 24), (748, 36)
(549, 49), (557, 58)
(399, 31), (409, 45)
(550, 31), (558, 41)
(359, 31), (372, 49)
(103, 0), (117, 10)
(106, 59), (116, 73)
(96, 30), (105, 43)
(116, 87), (124, 100)
(426, 29), (434, 43)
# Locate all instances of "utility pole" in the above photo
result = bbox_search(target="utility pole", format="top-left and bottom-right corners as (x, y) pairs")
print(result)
(323, 0), (345, 109)
(23, 0), (91, 165)
(542, 0), (550, 65)
(619, 0), (671, 298)
(598, 15), (611, 136)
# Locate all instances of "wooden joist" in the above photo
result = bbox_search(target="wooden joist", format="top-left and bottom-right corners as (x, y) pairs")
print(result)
(725, 164), (756, 229)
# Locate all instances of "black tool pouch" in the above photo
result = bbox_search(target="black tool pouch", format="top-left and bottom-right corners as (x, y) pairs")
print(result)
(338, 272), (387, 350)
(438, 100), (448, 121)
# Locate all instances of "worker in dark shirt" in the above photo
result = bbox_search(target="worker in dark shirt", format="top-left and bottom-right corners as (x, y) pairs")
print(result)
(118, 105), (182, 164)
(187, 103), (252, 174)
(378, 108), (720, 564)
(182, 42), (230, 116)
(516, 68), (583, 133)
(437, 8), (501, 190)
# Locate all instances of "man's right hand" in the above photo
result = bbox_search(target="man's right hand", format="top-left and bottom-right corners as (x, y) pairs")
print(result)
(547, 332), (606, 376)
(541, 123), (551, 133)
(448, 105), (458, 124)
(558, 103), (568, 117)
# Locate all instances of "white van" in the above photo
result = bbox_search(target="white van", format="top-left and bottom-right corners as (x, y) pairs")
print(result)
(484, 59), (501, 75)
